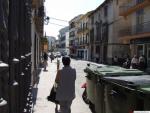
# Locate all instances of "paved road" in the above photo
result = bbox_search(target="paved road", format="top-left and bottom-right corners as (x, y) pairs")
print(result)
(33, 57), (92, 113)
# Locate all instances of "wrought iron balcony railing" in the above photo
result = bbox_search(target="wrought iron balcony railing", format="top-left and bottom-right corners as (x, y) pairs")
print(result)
(119, 21), (150, 37)
(69, 32), (75, 37)
(119, 0), (149, 16)
(77, 28), (83, 33)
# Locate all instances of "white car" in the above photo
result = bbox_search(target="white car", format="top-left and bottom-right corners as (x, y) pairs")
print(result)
(56, 52), (61, 57)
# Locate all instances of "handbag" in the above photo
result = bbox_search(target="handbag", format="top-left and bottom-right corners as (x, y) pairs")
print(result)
(47, 85), (59, 104)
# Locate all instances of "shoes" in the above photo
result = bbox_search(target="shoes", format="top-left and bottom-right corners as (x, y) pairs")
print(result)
(43, 69), (47, 71)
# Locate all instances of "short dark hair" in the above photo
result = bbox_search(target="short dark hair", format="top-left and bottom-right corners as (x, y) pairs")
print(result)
(62, 56), (70, 66)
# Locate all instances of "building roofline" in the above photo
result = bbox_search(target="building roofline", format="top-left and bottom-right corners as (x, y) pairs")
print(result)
(88, 0), (110, 17)
(69, 14), (83, 23)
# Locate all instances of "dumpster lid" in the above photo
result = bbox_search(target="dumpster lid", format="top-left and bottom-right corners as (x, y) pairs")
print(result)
(140, 86), (150, 92)
(103, 75), (150, 88)
(84, 63), (106, 74)
(87, 63), (106, 69)
(94, 65), (145, 76)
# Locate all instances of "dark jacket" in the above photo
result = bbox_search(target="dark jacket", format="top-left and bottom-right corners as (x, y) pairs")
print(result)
(43, 53), (48, 60)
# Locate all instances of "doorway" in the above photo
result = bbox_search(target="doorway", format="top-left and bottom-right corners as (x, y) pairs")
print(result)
(137, 44), (144, 56)
(147, 44), (150, 67)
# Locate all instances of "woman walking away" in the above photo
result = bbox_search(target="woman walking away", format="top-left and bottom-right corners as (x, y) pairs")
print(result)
(55, 56), (76, 113)
(43, 52), (48, 71)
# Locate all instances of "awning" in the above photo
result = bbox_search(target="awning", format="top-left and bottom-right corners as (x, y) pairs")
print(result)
(119, 32), (150, 44)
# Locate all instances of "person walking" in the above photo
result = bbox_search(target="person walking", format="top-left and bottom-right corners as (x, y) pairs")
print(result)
(122, 58), (131, 69)
(43, 52), (48, 71)
(50, 52), (54, 63)
(112, 56), (118, 66)
(139, 55), (146, 71)
(55, 56), (76, 113)
(131, 55), (139, 69)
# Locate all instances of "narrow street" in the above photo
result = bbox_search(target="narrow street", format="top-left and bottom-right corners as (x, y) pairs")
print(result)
(33, 57), (91, 113)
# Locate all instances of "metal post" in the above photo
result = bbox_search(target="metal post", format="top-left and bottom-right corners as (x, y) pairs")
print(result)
(8, 0), (19, 112)
(57, 59), (60, 71)
(0, 0), (9, 112)
(18, 0), (26, 112)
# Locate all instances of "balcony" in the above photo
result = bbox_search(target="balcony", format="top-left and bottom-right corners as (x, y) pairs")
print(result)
(119, 21), (150, 42)
(34, 16), (44, 36)
(69, 31), (75, 37)
(77, 28), (89, 34)
(83, 27), (89, 33)
(32, 0), (39, 8)
(119, 0), (150, 17)
(77, 28), (83, 33)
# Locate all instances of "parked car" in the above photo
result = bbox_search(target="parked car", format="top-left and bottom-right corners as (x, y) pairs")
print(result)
(56, 52), (61, 58)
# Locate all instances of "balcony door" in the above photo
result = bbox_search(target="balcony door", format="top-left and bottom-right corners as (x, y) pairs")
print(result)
(136, 8), (144, 33)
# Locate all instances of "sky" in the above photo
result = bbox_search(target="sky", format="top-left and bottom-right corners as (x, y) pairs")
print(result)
(44, 0), (105, 39)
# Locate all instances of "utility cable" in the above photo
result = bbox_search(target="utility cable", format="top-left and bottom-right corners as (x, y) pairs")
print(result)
(49, 17), (69, 23)
(49, 22), (68, 27)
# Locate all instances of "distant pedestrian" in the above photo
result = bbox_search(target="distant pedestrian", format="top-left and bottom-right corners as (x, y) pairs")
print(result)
(55, 56), (76, 113)
(95, 54), (99, 63)
(50, 53), (54, 63)
(112, 56), (118, 65)
(122, 58), (131, 69)
(131, 55), (139, 69)
(43, 52), (48, 71)
(139, 55), (146, 71)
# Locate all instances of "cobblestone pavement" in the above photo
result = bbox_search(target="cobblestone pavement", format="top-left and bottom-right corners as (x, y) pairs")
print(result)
(32, 57), (91, 113)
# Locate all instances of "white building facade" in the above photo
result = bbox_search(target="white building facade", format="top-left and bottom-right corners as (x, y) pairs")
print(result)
(46, 36), (56, 52)
(58, 26), (69, 55)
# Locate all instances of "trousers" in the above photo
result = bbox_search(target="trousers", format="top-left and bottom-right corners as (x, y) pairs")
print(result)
(59, 100), (72, 113)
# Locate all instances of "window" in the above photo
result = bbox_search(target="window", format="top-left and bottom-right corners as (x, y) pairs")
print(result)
(136, 0), (144, 4)
(136, 9), (144, 33)
(90, 29), (94, 43)
(147, 45), (150, 59)
(104, 6), (108, 17)
(85, 22), (88, 29)
(86, 33), (89, 43)
(83, 23), (85, 30)
(96, 46), (100, 54)
(137, 44), (144, 56)
(70, 22), (75, 28)
(102, 24), (108, 42)
(96, 22), (100, 41)
(91, 16), (94, 24)
(116, 0), (118, 5)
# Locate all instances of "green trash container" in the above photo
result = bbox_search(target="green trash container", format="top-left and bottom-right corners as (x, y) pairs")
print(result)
(138, 85), (150, 110)
(84, 63), (106, 109)
(94, 66), (145, 113)
(103, 75), (150, 113)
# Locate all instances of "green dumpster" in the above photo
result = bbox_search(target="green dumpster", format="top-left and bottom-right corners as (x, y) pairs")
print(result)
(103, 75), (150, 113)
(93, 66), (145, 113)
(84, 63), (106, 108)
(84, 63), (146, 113)
(138, 86), (150, 110)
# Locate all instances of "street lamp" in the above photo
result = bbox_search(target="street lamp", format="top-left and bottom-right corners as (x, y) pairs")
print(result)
(44, 16), (50, 25)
